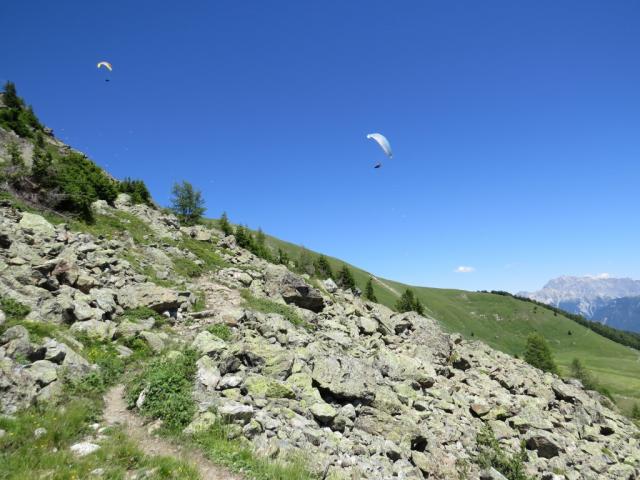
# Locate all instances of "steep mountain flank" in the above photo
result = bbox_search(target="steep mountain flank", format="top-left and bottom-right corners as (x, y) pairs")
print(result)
(1, 198), (639, 479)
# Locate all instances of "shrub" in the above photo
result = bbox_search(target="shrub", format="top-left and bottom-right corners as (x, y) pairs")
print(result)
(276, 248), (290, 266)
(523, 333), (558, 374)
(207, 323), (232, 341)
(0, 297), (30, 321)
(126, 350), (197, 432)
(0, 82), (43, 138)
(119, 177), (153, 206)
(476, 425), (532, 480)
(170, 180), (205, 225)
(53, 151), (118, 219)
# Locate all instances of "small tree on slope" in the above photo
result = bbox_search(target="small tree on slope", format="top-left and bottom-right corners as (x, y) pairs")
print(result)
(364, 278), (378, 302)
(170, 180), (205, 225)
(524, 333), (558, 374)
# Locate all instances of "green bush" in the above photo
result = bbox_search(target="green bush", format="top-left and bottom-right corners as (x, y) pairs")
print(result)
(126, 350), (197, 432)
(122, 306), (165, 325)
(476, 425), (532, 480)
(523, 333), (558, 374)
(0, 82), (43, 138)
(0, 297), (30, 321)
(119, 177), (153, 206)
(207, 323), (232, 341)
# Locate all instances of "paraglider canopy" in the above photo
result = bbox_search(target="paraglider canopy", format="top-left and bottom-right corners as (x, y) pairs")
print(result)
(97, 61), (113, 71)
(367, 133), (393, 159)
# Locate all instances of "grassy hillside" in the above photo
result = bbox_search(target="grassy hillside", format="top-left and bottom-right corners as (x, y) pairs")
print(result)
(243, 229), (640, 414)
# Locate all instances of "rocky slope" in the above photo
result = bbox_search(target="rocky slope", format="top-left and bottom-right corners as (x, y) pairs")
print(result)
(1, 199), (639, 479)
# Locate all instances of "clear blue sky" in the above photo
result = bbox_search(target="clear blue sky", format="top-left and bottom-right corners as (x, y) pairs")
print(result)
(3, 0), (640, 292)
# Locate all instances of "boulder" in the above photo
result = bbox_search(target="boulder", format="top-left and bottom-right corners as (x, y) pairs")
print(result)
(218, 401), (254, 423)
(309, 402), (338, 423)
(27, 360), (58, 386)
(18, 213), (55, 237)
(311, 354), (377, 402)
(192, 331), (226, 356)
(70, 442), (100, 457)
(70, 319), (116, 341)
(525, 432), (561, 458)
(119, 283), (181, 312)
(140, 331), (164, 353)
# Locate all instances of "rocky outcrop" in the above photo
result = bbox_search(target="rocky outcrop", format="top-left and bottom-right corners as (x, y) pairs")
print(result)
(1, 198), (639, 480)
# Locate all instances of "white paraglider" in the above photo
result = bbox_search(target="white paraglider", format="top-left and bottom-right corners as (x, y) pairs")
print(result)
(367, 133), (392, 168)
(97, 61), (113, 71)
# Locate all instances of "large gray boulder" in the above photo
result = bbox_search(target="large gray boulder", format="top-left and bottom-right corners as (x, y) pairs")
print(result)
(118, 283), (181, 312)
(311, 354), (377, 402)
(265, 266), (324, 312)
(18, 213), (55, 237)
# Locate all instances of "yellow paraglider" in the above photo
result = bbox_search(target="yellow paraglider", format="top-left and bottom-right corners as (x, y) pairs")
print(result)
(97, 61), (113, 71)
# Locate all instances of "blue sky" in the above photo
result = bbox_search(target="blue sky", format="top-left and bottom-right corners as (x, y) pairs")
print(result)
(2, 0), (640, 292)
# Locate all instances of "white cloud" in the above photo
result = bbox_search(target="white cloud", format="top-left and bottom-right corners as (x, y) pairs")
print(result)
(455, 266), (475, 273)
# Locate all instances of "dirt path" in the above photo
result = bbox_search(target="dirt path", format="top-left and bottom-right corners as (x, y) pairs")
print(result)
(371, 275), (401, 297)
(103, 385), (241, 480)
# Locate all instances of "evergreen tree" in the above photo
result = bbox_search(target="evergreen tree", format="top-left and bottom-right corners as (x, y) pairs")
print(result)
(219, 212), (233, 236)
(524, 333), (558, 374)
(234, 225), (250, 248)
(570, 358), (595, 390)
(364, 277), (377, 302)
(395, 288), (423, 314)
(2, 81), (21, 110)
(32, 146), (53, 184)
(119, 177), (153, 205)
(254, 228), (271, 260)
(314, 255), (333, 279)
(296, 247), (315, 275)
(170, 180), (205, 225)
(336, 265), (356, 291)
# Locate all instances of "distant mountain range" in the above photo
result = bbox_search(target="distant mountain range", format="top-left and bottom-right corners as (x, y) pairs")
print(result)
(520, 275), (640, 332)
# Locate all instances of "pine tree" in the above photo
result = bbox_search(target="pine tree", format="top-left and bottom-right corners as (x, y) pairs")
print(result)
(234, 225), (249, 248)
(364, 278), (377, 302)
(3, 81), (21, 110)
(570, 358), (595, 390)
(32, 146), (53, 184)
(395, 288), (423, 314)
(296, 247), (314, 275)
(314, 255), (333, 279)
(219, 212), (233, 236)
(170, 180), (205, 225)
(336, 266), (356, 291)
(524, 333), (558, 374)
